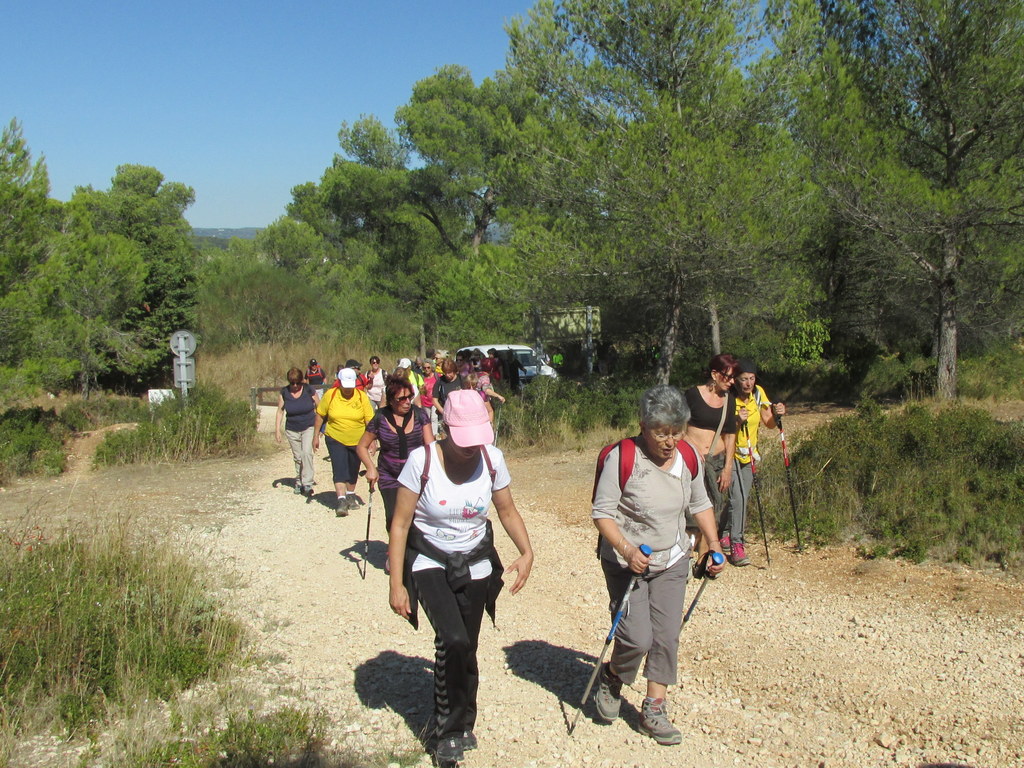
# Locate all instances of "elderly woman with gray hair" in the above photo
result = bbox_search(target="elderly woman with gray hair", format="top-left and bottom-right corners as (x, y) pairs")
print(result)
(590, 384), (724, 746)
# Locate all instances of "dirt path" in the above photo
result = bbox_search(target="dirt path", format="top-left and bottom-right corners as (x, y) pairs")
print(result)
(3, 408), (1023, 768)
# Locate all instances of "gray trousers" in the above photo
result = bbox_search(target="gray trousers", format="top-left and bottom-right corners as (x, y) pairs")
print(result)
(702, 451), (730, 534)
(725, 459), (753, 543)
(602, 556), (689, 687)
(285, 427), (315, 488)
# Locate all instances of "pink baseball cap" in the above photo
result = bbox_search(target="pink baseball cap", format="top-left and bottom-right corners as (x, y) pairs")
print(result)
(443, 389), (494, 446)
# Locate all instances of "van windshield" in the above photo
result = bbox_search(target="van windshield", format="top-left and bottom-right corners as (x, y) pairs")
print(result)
(515, 350), (539, 367)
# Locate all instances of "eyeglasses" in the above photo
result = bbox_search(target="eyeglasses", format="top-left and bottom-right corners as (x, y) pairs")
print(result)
(715, 370), (735, 381)
(647, 428), (685, 442)
(395, 395), (413, 402)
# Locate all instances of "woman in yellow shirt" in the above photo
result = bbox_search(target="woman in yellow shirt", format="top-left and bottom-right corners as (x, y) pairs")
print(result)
(314, 367), (374, 516)
(727, 360), (784, 565)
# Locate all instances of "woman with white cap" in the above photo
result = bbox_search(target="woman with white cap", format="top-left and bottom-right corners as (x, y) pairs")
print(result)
(314, 367), (374, 515)
(388, 389), (534, 768)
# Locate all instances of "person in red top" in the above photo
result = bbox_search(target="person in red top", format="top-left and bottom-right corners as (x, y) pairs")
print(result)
(306, 359), (326, 396)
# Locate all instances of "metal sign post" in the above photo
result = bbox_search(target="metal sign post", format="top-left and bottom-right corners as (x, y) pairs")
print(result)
(169, 330), (197, 400)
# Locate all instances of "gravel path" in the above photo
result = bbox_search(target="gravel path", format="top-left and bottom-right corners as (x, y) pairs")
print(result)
(205, 428), (1024, 768)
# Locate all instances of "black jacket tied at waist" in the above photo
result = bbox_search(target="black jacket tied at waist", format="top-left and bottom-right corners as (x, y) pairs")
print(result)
(403, 518), (504, 630)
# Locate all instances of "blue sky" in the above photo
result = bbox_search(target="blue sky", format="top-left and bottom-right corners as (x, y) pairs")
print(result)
(5, 0), (535, 228)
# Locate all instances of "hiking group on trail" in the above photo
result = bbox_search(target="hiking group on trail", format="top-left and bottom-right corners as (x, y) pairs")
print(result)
(274, 350), (787, 766)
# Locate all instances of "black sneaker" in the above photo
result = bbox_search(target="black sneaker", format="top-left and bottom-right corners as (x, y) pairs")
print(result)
(434, 735), (464, 767)
(335, 496), (349, 517)
(461, 730), (477, 751)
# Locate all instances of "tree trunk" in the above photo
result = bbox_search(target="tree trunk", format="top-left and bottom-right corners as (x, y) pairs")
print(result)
(936, 233), (959, 400)
(656, 272), (684, 384)
(708, 299), (721, 355)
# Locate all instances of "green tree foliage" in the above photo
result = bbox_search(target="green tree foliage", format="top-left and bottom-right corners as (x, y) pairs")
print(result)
(0, 120), (52, 367)
(790, 0), (1024, 398)
(397, 65), (530, 254)
(196, 247), (323, 350)
(31, 222), (148, 397)
(504, 0), (818, 382)
(72, 165), (199, 386)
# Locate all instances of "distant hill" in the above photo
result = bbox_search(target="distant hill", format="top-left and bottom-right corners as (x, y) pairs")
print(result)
(191, 227), (262, 240)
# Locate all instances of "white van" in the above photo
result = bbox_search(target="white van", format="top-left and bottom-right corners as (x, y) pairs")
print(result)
(457, 344), (558, 383)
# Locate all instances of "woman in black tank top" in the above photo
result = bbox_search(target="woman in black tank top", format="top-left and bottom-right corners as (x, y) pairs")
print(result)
(684, 354), (739, 555)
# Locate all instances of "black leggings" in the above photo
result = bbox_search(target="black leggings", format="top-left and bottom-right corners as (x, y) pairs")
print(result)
(379, 486), (398, 533)
(413, 568), (489, 741)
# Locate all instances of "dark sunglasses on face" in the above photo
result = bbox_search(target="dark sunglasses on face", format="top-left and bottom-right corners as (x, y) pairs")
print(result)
(395, 394), (413, 402)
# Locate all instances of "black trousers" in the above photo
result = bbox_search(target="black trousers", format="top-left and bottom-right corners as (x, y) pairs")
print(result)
(379, 485), (398, 533)
(413, 568), (489, 741)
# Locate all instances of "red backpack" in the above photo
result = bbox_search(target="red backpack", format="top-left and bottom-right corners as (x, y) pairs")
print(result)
(592, 436), (699, 502)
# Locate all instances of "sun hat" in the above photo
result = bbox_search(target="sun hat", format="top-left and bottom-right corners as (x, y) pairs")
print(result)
(345, 358), (362, 369)
(338, 368), (358, 388)
(736, 359), (758, 375)
(443, 389), (494, 447)
(398, 357), (413, 369)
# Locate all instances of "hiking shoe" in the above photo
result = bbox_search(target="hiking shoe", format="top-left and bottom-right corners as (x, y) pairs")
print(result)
(729, 542), (750, 567)
(640, 697), (682, 746)
(293, 483), (303, 495)
(719, 534), (732, 554)
(594, 662), (623, 722)
(434, 736), (464, 767)
(461, 730), (477, 751)
(335, 496), (350, 517)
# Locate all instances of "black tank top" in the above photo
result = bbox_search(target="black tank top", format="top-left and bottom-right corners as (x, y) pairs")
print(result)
(684, 386), (737, 434)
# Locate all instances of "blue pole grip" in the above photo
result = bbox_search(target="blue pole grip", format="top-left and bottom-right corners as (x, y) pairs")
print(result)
(710, 551), (725, 566)
(639, 544), (653, 556)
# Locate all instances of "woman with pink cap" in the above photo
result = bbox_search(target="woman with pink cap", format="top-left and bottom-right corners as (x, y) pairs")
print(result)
(388, 390), (534, 768)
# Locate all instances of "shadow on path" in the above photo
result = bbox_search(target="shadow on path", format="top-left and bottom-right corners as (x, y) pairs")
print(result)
(354, 650), (435, 749)
(503, 639), (642, 735)
(338, 539), (387, 577)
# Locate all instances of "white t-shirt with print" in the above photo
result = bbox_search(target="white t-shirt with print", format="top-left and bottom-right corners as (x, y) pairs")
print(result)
(397, 443), (511, 579)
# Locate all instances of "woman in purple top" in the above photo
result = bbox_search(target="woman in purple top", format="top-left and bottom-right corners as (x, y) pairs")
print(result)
(357, 377), (435, 534)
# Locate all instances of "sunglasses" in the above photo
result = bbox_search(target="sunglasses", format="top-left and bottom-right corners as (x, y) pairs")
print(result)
(395, 394), (413, 402)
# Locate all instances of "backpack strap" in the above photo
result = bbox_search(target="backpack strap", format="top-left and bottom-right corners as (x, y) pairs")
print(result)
(676, 439), (699, 480)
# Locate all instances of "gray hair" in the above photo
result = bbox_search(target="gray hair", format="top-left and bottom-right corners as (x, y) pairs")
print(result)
(639, 385), (690, 429)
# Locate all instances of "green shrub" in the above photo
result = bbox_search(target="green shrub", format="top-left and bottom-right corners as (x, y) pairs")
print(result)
(497, 377), (639, 449)
(0, 527), (242, 734)
(136, 707), (326, 768)
(959, 349), (1024, 399)
(0, 406), (70, 483)
(861, 354), (934, 400)
(60, 394), (150, 432)
(768, 400), (1024, 566)
(93, 386), (256, 466)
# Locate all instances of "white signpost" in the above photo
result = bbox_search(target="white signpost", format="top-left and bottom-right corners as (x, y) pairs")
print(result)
(169, 330), (197, 399)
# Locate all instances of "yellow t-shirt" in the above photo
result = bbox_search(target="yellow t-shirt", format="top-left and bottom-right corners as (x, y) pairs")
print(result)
(734, 384), (771, 464)
(317, 387), (374, 445)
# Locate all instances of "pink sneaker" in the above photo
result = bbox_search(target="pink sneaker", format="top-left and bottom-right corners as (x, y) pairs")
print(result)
(729, 541), (750, 566)
(719, 535), (732, 554)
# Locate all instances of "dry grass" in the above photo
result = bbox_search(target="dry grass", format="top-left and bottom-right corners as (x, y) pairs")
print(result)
(197, 338), (416, 398)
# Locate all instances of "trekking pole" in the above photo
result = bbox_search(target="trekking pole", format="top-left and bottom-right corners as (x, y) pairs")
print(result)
(744, 424), (772, 567)
(568, 543), (652, 736)
(492, 399), (502, 447)
(682, 551), (726, 626)
(776, 414), (803, 551)
(360, 485), (374, 580)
